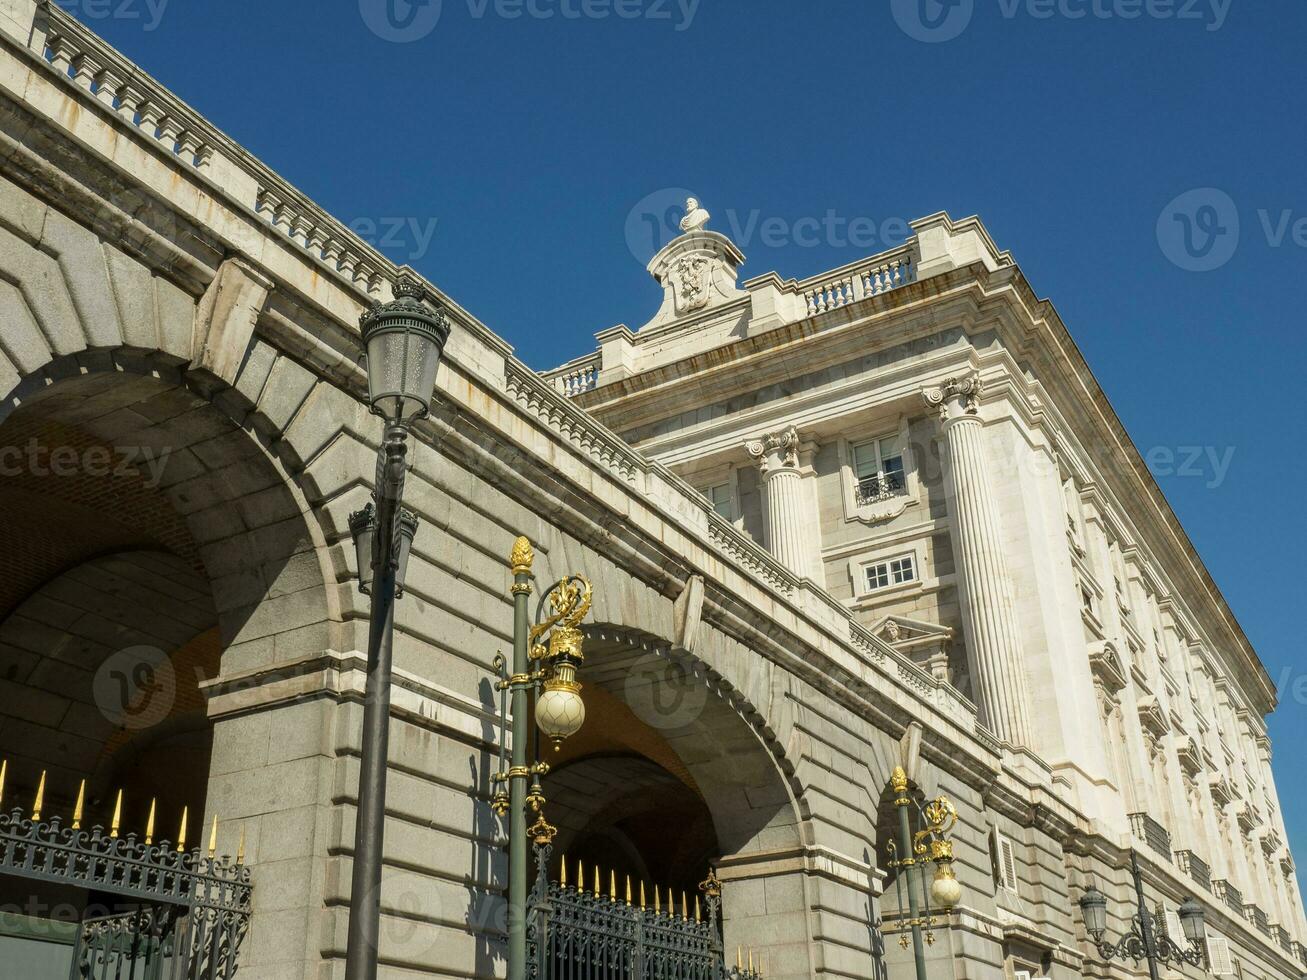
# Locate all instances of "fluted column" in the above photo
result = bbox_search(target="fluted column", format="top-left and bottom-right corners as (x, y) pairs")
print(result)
(746, 426), (808, 577)
(924, 376), (1033, 747)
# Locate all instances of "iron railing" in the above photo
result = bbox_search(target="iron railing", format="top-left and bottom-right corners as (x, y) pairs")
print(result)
(1213, 880), (1243, 916)
(855, 474), (906, 507)
(1175, 850), (1212, 893)
(0, 792), (251, 980)
(527, 837), (762, 979)
(1128, 813), (1172, 862)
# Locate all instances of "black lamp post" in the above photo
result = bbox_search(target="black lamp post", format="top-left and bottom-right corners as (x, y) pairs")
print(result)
(1079, 850), (1208, 980)
(344, 275), (450, 980)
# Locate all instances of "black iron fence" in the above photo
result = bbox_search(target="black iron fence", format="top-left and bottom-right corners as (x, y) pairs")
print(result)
(0, 769), (251, 979)
(527, 838), (762, 980)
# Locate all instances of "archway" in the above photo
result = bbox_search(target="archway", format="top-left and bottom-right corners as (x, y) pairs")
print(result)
(0, 354), (334, 971)
(536, 623), (812, 977)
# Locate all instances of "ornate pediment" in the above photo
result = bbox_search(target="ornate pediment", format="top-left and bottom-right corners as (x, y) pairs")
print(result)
(872, 616), (953, 654)
(1088, 641), (1127, 695)
(1137, 695), (1171, 740)
(640, 202), (746, 331)
(1210, 774), (1236, 808)
(1176, 737), (1203, 778)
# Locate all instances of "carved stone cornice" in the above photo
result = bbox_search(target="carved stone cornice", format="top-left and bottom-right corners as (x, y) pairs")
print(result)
(745, 425), (800, 475)
(923, 374), (983, 424)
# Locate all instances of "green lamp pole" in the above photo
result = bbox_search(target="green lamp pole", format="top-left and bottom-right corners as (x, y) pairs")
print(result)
(492, 539), (592, 980)
(888, 766), (963, 980)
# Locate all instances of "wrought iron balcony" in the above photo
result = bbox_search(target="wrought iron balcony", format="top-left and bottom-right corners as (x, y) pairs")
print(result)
(1247, 904), (1271, 937)
(1275, 925), (1293, 954)
(1128, 812), (1173, 862)
(1213, 879), (1244, 915)
(855, 473), (906, 507)
(1175, 850), (1212, 893)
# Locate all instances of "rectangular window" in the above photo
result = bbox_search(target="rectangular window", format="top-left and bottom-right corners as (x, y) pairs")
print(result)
(865, 554), (917, 592)
(852, 434), (907, 505)
(706, 482), (732, 519)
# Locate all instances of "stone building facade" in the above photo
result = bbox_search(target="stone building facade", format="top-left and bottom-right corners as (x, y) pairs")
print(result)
(0, 2), (1300, 979)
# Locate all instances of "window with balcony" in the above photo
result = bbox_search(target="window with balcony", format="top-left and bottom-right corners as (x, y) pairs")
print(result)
(851, 435), (906, 506)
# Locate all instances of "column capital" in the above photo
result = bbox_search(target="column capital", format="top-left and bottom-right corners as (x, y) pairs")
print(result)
(746, 425), (799, 475)
(923, 374), (983, 424)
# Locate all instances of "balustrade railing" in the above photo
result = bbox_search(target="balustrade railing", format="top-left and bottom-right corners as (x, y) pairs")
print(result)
(855, 473), (906, 506)
(543, 354), (602, 397)
(801, 250), (915, 316)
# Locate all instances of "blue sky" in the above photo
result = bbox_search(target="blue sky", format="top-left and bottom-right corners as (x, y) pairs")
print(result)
(79, 0), (1307, 865)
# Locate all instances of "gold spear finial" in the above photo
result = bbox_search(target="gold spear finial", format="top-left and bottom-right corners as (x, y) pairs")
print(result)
(560, 854), (567, 887)
(609, 870), (617, 902)
(208, 816), (219, 858)
(626, 875), (632, 906)
(695, 895), (701, 922)
(593, 865), (601, 898)
(749, 949), (756, 973)
(655, 885), (661, 914)
(71, 780), (85, 830)
(176, 806), (188, 852)
(31, 770), (46, 821)
(639, 881), (647, 909)
(682, 890), (689, 920)
(0, 759), (7, 808)
(144, 799), (156, 845)
(737, 946), (744, 969)
(577, 859), (583, 892)
(109, 790), (122, 838)
(237, 824), (246, 864)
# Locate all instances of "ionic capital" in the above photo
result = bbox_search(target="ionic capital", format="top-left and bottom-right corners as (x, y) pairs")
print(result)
(923, 374), (983, 424)
(745, 425), (799, 475)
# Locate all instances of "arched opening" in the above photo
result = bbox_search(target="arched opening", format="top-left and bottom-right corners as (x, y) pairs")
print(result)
(534, 624), (810, 975)
(0, 359), (330, 972)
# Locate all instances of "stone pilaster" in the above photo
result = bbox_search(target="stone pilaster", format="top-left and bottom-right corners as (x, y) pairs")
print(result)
(924, 376), (1034, 747)
(746, 425), (808, 577)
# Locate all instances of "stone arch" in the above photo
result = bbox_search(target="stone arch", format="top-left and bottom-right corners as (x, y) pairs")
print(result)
(536, 621), (818, 977)
(1, 347), (340, 659)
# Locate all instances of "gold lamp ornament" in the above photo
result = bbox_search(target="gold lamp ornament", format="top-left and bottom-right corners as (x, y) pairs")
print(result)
(530, 576), (593, 751)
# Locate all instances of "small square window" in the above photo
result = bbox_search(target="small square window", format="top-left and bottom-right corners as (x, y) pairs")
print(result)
(864, 554), (918, 593)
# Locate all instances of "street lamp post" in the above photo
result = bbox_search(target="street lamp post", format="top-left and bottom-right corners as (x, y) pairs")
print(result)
(344, 275), (450, 980)
(1079, 849), (1208, 980)
(887, 766), (963, 980)
(492, 540), (593, 980)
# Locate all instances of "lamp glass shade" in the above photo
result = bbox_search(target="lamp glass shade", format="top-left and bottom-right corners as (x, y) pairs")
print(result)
(931, 864), (962, 909)
(359, 278), (450, 425)
(348, 503), (377, 596)
(1179, 897), (1205, 943)
(536, 661), (585, 749)
(1080, 886), (1108, 938)
(394, 509), (419, 597)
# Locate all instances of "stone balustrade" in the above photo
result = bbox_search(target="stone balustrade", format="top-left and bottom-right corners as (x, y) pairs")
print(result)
(800, 248), (915, 316)
(543, 353), (602, 396)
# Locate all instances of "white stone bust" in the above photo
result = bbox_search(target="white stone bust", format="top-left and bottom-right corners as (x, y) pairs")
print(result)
(679, 197), (710, 233)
